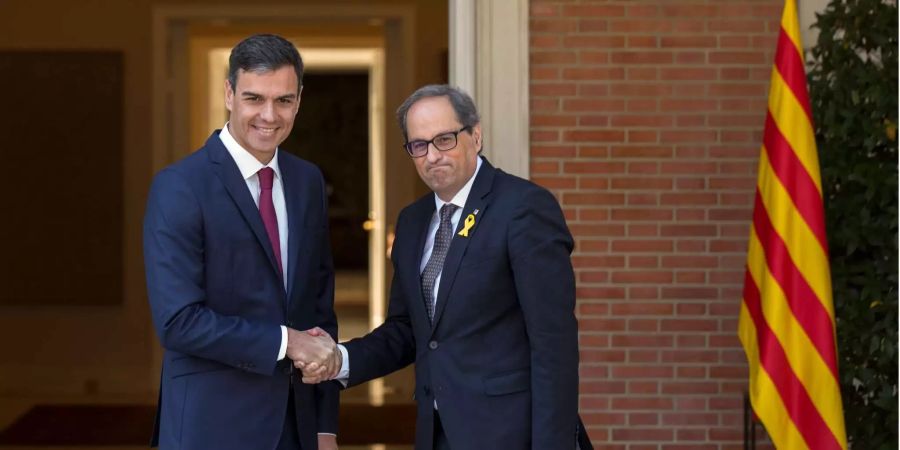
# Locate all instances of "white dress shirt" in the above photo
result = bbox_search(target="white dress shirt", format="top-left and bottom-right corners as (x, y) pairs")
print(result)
(218, 124), (290, 362)
(334, 156), (483, 383)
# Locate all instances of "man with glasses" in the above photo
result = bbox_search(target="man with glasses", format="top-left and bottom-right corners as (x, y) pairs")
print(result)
(302, 85), (583, 449)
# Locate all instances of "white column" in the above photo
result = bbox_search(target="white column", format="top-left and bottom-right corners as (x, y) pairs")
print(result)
(449, 0), (530, 179)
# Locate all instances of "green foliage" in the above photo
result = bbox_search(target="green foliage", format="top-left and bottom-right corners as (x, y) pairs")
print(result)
(807, 0), (898, 448)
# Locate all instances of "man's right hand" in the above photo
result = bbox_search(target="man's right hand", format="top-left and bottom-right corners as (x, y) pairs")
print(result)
(286, 327), (337, 377)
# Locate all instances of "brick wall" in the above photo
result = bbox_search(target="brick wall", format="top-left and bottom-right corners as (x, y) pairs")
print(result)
(529, 1), (782, 448)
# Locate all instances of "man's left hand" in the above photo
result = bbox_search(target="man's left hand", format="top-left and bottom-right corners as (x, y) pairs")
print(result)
(317, 434), (338, 450)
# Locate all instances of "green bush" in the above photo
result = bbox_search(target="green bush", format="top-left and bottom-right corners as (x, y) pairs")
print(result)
(807, 0), (898, 448)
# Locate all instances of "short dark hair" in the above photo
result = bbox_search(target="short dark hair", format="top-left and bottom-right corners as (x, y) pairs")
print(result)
(227, 34), (304, 92)
(396, 84), (481, 142)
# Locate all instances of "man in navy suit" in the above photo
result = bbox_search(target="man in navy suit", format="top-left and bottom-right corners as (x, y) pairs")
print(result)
(303, 85), (580, 449)
(143, 34), (341, 450)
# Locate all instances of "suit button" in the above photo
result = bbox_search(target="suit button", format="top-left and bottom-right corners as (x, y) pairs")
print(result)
(429, 341), (438, 350)
(423, 385), (431, 395)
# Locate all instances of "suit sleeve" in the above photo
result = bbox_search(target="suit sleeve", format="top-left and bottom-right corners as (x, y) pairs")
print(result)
(143, 168), (281, 375)
(507, 185), (579, 450)
(342, 218), (417, 387)
(312, 171), (340, 434)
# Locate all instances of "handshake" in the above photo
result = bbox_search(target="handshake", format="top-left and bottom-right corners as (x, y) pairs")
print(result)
(286, 327), (341, 384)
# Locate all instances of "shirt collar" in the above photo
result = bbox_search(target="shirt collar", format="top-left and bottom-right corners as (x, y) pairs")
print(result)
(433, 156), (483, 211)
(219, 122), (282, 181)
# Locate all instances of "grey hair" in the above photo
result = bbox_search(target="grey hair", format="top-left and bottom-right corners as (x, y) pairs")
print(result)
(227, 34), (304, 92)
(396, 84), (481, 142)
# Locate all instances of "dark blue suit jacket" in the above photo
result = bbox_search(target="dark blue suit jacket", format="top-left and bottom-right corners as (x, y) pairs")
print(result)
(143, 132), (338, 450)
(343, 159), (579, 449)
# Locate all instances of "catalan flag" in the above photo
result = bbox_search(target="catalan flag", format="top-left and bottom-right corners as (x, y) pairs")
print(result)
(737, 0), (848, 449)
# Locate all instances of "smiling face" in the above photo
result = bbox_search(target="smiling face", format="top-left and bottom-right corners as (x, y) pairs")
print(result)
(406, 96), (482, 202)
(224, 65), (301, 164)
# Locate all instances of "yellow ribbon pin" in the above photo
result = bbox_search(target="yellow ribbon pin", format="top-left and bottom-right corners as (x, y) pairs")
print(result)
(458, 213), (476, 237)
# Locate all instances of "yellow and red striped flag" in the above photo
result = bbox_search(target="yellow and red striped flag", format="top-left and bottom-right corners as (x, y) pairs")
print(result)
(737, 0), (848, 449)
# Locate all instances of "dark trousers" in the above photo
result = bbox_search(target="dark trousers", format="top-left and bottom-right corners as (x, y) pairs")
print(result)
(277, 386), (301, 450)
(433, 409), (451, 450)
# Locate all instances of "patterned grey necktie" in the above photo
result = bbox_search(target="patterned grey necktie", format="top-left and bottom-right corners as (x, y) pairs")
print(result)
(421, 203), (459, 323)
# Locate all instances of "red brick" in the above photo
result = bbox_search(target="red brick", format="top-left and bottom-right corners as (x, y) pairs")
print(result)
(530, 161), (559, 174)
(628, 255), (659, 269)
(578, 115), (610, 127)
(610, 20), (672, 33)
(613, 397), (673, 410)
(565, 35), (625, 48)
(581, 349), (627, 362)
(661, 161), (715, 175)
(629, 381), (660, 394)
(611, 302), (674, 316)
(531, 50), (577, 65)
(660, 4), (718, 17)
(675, 51), (707, 64)
(626, 4), (659, 17)
(531, 19), (577, 33)
(660, 99), (718, 112)
(709, 51), (767, 65)
(611, 115), (673, 128)
(661, 35), (717, 48)
(612, 334), (672, 348)
(628, 130), (659, 143)
(531, 114), (577, 127)
(629, 319), (659, 332)
(531, 3), (559, 17)
(626, 98), (659, 112)
(676, 271), (707, 284)
(564, 161), (626, 173)
(709, 20), (765, 33)
(579, 51), (609, 64)
(613, 429), (674, 441)
(611, 208), (672, 221)
(563, 4), (626, 17)
(627, 162), (660, 174)
(626, 35), (659, 48)
(531, 82), (577, 96)
(530, 34), (560, 49)
(576, 19), (608, 33)
(660, 68), (717, 81)
(532, 176), (576, 190)
(611, 177), (673, 189)
(612, 271), (673, 284)
(628, 224), (659, 237)
(660, 130), (717, 144)
(612, 239), (673, 252)
(662, 287), (719, 300)
(629, 286), (660, 299)
(630, 413), (659, 426)
(564, 98), (626, 112)
(626, 193), (658, 206)
(564, 66), (627, 81)
(564, 130), (626, 143)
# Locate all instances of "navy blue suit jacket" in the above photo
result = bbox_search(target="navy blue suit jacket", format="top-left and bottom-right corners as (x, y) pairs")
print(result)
(343, 159), (579, 449)
(143, 132), (338, 450)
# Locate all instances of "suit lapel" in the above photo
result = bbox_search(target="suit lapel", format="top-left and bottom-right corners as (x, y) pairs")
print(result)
(207, 132), (283, 281)
(280, 153), (308, 299)
(430, 160), (496, 334)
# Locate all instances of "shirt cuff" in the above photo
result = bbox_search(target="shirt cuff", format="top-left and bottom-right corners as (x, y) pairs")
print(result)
(317, 433), (337, 436)
(277, 325), (288, 361)
(334, 344), (350, 387)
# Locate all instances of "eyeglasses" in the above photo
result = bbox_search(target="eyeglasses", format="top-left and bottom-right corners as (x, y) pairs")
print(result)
(403, 126), (472, 158)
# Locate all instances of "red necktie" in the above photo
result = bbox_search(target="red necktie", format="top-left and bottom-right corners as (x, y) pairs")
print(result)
(257, 167), (283, 277)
